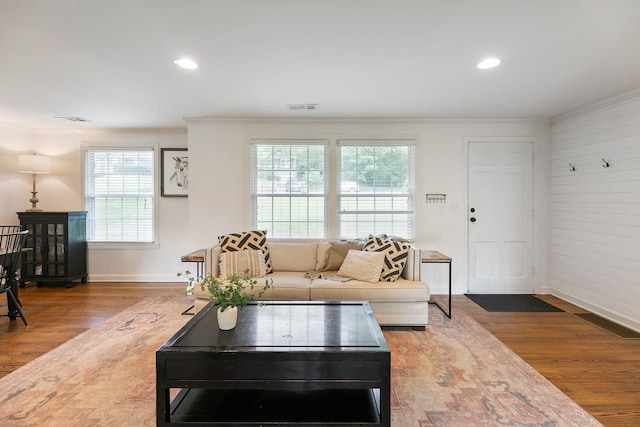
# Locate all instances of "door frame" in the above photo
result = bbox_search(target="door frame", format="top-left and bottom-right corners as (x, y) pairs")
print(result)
(461, 136), (542, 294)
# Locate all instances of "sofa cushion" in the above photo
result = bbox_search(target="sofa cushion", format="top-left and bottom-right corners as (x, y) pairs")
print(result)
(192, 271), (311, 301)
(310, 277), (430, 302)
(218, 230), (272, 273)
(337, 249), (385, 283)
(269, 242), (318, 272)
(321, 240), (365, 271)
(251, 272), (311, 300)
(219, 249), (267, 278)
(363, 235), (410, 282)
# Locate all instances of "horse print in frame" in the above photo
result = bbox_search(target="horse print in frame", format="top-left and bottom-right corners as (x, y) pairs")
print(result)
(161, 148), (188, 197)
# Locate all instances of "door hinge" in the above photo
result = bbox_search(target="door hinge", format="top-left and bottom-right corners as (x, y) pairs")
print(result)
(532, 153), (535, 164)
(532, 266), (535, 277)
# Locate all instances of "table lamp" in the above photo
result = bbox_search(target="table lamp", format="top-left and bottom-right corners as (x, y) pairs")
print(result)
(18, 153), (52, 212)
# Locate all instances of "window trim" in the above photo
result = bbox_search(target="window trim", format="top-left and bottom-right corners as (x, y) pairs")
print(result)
(82, 142), (160, 249)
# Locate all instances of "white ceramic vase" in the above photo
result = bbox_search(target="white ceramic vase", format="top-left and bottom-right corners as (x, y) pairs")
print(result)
(217, 306), (238, 330)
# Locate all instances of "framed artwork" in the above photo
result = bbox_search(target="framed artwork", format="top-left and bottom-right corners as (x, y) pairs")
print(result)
(161, 148), (188, 197)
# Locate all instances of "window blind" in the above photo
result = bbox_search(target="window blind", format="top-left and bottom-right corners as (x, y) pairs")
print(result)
(250, 141), (328, 238)
(84, 149), (154, 242)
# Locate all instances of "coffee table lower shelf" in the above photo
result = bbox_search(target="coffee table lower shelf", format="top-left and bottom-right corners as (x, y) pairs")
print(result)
(169, 388), (382, 426)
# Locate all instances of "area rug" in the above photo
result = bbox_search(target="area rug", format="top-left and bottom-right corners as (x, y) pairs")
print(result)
(466, 293), (564, 312)
(0, 296), (601, 426)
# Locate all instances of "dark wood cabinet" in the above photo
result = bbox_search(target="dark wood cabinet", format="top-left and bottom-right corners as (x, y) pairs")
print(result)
(17, 211), (87, 287)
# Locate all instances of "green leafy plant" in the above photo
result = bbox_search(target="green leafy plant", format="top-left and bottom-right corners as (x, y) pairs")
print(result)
(178, 269), (272, 312)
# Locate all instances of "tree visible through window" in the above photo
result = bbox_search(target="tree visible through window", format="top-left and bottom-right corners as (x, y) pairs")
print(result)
(84, 149), (154, 242)
(338, 141), (415, 239)
(251, 142), (328, 238)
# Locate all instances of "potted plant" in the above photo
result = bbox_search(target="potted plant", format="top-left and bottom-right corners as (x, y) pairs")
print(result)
(179, 269), (272, 330)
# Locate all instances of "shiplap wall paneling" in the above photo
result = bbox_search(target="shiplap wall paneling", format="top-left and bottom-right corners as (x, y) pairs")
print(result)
(549, 95), (640, 332)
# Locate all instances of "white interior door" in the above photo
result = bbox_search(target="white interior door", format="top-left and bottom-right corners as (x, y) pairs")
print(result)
(468, 141), (534, 293)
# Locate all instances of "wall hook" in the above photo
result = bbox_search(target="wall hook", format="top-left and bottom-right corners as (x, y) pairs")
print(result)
(426, 193), (447, 203)
(569, 163), (575, 172)
(602, 158), (610, 168)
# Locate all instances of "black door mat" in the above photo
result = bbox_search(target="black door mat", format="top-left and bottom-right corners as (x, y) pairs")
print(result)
(573, 313), (640, 339)
(466, 294), (564, 312)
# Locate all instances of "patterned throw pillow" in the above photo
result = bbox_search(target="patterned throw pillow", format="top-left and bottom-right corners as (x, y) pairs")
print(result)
(218, 230), (272, 273)
(363, 234), (410, 282)
(337, 250), (385, 283)
(219, 249), (267, 278)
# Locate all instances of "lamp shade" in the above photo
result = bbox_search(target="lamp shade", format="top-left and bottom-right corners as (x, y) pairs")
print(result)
(18, 154), (51, 174)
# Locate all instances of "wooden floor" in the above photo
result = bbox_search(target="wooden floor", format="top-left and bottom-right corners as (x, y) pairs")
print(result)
(1, 284), (639, 426)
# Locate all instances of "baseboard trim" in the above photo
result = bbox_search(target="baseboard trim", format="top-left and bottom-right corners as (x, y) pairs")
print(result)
(87, 274), (181, 282)
(550, 289), (640, 333)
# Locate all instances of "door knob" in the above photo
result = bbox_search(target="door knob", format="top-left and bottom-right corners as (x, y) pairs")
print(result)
(470, 208), (475, 213)
(470, 217), (476, 222)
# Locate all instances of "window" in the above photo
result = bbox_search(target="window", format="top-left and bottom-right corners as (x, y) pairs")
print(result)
(250, 139), (415, 240)
(337, 140), (415, 239)
(84, 149), (155, 242)
(251, 141), (328, 238)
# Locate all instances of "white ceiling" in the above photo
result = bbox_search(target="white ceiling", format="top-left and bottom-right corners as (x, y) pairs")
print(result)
(2, 0), (640, 130)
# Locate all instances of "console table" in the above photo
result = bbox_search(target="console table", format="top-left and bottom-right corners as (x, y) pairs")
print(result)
(422, 250), (452, 318)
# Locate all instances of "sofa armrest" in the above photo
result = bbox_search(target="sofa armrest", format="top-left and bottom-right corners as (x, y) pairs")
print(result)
(204, 244), (222, 278)
(402, 246), (422, 281)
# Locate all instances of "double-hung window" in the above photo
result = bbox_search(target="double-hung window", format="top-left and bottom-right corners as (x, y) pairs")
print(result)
(251, 141), (328, 238)
(337, 140), (415, 239)
(250, 139), (415, 240)
(84, 148), (155, 242)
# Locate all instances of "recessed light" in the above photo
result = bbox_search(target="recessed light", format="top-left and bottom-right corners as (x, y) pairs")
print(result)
(174, 58), (198, 70)
(477, 57), (501, 69)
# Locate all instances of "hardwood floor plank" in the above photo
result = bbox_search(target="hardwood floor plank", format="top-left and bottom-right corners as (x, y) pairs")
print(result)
(1, 285), (638, 426)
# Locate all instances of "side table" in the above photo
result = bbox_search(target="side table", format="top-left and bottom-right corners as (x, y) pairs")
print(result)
(181, 249), (205, 279)
(180, 249), (205, 315)
(422, 251), (452, 318)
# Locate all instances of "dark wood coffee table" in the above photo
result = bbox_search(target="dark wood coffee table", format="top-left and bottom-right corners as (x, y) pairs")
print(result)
(156, 301), (390, 426)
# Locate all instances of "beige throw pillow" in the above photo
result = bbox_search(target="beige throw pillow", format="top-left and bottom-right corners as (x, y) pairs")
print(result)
(219, 249), (267, 278)
(322, 240), (366, 271)
(269, 242), (318, 272)
(337, 250), (385, 283)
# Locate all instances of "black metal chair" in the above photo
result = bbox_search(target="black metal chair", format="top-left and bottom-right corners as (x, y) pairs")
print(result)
(0, 230), (29, 326)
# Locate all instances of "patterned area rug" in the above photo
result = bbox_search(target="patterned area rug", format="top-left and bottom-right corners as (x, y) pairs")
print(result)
(0, 296), (602, 426)
(389, 311), (602, 426)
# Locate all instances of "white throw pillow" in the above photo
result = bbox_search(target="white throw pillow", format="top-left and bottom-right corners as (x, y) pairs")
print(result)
(337, 250), (385, 283)
(219, 249), (267, 278)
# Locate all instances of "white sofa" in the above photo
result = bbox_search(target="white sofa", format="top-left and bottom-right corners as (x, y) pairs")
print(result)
(193, 240), (430, 328)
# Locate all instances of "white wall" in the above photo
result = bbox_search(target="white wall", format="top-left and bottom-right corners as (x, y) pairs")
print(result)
(549, 92), (640, 332)
(1, 118), (552, 293)
(186, 118), (550, 295)
(0, 125), (189, 282)
(0, 124), (34, 224)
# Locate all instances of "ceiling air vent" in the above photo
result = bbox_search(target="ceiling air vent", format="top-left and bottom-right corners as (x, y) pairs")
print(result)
(54, 116), (92, 122)
(287, 104), (318, 111)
